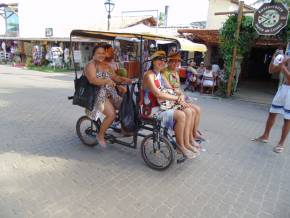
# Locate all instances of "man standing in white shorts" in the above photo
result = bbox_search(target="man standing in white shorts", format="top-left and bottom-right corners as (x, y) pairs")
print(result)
(253, 49), (290, 153)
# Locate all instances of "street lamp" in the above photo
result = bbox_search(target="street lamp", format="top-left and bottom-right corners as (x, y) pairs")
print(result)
(104, 0), (115, 31)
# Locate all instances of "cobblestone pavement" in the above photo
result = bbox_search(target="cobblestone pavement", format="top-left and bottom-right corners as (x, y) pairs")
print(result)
(0, 65), (290, 218)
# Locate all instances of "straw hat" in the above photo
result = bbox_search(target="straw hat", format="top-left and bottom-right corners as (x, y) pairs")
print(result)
(168, 52), (182, 62)
(150, 50), (167, 60)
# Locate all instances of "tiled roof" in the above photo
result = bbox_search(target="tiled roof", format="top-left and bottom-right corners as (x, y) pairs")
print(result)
(177, 29), (286, 47)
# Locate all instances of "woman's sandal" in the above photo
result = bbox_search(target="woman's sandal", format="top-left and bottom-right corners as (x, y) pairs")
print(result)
(192, 141), (206, 152)
(177, 147), (197, 159)
(196, 130), (206, 142)
(187, 145), (200, 155)
(183, 149), (197, 159)
(251, 137), (269, 143)
(96, 135), (107, 148)
(273, 145), (284, 153)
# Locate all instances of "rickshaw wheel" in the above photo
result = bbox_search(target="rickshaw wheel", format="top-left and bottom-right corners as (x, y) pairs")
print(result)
(76, 116), (100, 147)
(141, 134), (175, 170)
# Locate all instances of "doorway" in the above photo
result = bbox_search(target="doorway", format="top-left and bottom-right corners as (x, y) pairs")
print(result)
(236, 47), (279, 104)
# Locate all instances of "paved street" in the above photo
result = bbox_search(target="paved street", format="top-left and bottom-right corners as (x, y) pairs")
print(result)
(0, 65), (290, 218)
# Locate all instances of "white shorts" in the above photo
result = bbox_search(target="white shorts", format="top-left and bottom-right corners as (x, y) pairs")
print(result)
(203, 80), (214, 87)
(270, 84), (290, 120)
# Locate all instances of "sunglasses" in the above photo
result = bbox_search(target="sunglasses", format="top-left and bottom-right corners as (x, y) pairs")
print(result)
(155, 57), (168, 62)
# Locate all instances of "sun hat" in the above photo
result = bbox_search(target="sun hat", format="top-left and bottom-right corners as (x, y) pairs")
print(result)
(150, 50), (167, 61)
(168, 52), (182, 62)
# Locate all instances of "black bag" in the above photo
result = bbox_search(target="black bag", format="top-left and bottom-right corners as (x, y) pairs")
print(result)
(119, 84), (138, 132)
(72, 74), (96, 111)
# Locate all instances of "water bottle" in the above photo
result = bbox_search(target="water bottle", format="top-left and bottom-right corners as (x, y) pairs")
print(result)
(273, 54), (284, 66)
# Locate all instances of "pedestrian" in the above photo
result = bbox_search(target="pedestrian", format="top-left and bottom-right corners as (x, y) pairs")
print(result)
(252, 48), (290, 153)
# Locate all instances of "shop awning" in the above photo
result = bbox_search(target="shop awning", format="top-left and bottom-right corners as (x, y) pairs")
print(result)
(175, 37), (207, 52)
(117, 25), (207, 52)
(178, 29), (286, 47)
(70, 29), (178, 42)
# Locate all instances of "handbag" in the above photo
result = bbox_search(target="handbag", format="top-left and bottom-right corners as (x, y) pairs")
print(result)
(157, 88), (183, 111)
(119, 84), (138, 132)
(72, 73), (96, 111)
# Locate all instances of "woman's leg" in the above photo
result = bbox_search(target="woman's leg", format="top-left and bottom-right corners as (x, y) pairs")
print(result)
(183, 108), (194, 147)
(191, 104), (201, 138)
(173, 110), (186, 148)
(186, 108), (200, 153)
(98, 100), (116, 147)
(174, 110), (196, 159)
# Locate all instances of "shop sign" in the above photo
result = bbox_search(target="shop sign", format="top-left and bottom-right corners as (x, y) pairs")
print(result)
(253, 3), (289, 35)
(73, 50), (81, 63)
(45, 28), (53, 37)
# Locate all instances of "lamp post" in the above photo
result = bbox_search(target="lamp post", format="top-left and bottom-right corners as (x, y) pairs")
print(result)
(104, 0), (115, 31)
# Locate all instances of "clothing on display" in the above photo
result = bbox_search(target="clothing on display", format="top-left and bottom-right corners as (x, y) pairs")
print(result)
(46, 46), (64, 67)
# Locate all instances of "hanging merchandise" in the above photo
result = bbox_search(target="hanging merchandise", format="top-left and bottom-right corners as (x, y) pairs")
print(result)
(1, 41), (6, 51)
(32, 45), (42, 65)
(64, 47), (70, 66)
(46, 46), (63, 68)
(0, 41), (5, 62)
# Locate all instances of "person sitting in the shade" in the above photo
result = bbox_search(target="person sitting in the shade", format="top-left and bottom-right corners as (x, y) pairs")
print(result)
(185, 60), (198, 91)
(202, 65), (215, 87)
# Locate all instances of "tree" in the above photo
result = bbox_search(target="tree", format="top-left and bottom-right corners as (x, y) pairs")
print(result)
(158, 12), (165, 26)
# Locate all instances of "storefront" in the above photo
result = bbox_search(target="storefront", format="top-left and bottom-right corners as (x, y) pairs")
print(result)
(178, 29), (285, 90)
(0, 39), (23, 65)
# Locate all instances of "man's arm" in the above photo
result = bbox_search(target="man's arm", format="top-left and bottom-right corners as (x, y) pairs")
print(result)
(281, 58), (290, 81)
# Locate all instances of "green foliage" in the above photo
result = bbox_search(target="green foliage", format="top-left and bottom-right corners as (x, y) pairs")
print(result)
(219, 0), (290, 96)
(279, 14), (290, 41)
(27, 65), (74, 73)
(219, 15), (256, 96)
(25, 57), (33, 67)
(159, 12), (165, 26)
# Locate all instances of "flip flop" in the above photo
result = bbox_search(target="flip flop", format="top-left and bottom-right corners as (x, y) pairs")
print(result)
(273, 146), (284, 153)
(191, 142), (206, 152)
(96, 135), (107, 148)
(196, 130), (206, 142)
(186, 145), (200, 155)
(176, 147), (197, 159)
(251, 138), (269, 143)
(196, 137), (206, 142)
(183, 149), (197, 159)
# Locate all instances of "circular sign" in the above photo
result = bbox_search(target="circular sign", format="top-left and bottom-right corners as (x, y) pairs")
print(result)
(253, 3), (289, 35)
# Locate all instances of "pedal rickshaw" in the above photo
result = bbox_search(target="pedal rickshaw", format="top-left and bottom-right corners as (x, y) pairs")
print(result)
(69, 29), (189, 170)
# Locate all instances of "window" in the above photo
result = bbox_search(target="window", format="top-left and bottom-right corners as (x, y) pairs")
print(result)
(5, 7), (19, 35)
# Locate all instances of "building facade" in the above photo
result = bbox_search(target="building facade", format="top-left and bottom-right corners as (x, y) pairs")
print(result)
(206, 0), (254, 29)
(1, 0), (111, 38)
